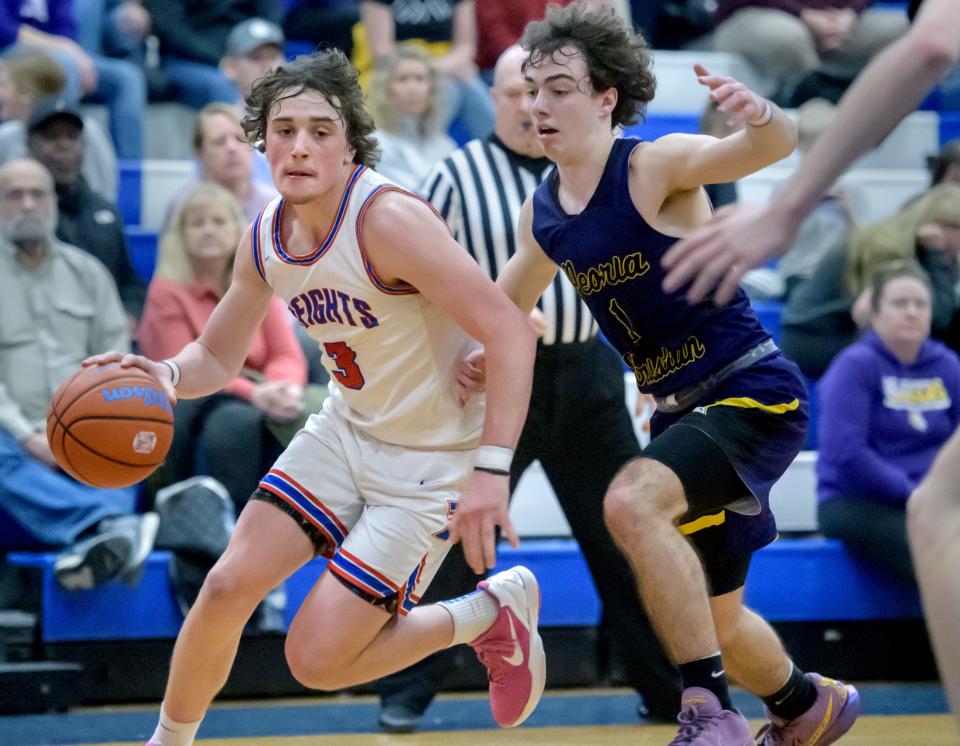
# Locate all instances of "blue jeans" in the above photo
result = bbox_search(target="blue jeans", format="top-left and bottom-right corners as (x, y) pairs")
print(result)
(163, 57), (239, 109)
(50, 48), (146, 159)
(444, 76), (494, 142)
(0, 430), (135, 549)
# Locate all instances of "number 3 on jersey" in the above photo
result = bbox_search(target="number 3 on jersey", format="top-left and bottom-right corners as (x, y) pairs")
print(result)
(323, 341), (365, 389)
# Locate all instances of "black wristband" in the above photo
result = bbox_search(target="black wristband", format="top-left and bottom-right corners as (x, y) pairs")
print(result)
(474, 465), (510, 477)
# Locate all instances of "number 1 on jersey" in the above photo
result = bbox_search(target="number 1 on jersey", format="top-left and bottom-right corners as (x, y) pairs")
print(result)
(324, 341), (365, 389)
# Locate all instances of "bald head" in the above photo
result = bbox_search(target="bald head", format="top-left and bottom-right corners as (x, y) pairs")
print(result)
(0, 158), (54, 192)
(0, 158), (58, 251)
(493, 45), (528, 93)
(491, 45), (542, 159)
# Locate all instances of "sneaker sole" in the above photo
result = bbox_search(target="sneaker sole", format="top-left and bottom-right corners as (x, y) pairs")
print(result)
(500, 565), (546, 728)
(820, 685), (860, 744)
(121, 512), (161, 586)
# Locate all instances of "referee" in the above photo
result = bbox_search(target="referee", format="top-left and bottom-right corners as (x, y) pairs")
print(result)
(374, 44), (681, 732)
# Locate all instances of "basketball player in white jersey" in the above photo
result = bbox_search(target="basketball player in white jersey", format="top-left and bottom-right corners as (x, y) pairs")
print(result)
(86, 49), (544, 746)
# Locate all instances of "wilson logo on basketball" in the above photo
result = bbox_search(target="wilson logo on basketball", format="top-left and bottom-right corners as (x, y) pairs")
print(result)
(100, 385), (173, 412)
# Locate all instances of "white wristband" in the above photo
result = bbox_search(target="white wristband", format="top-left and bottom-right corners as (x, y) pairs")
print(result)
(474, 444), (513, 476)
(161, 359), (181, 389)
(747, 101), (773, 128)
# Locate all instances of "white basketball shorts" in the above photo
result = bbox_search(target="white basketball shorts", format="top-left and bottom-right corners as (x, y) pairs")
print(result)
(255, 404), (474, 615)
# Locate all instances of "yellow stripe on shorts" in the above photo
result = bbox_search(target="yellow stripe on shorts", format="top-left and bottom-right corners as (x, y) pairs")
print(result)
(704, 397), (800, 414)
(679, 510), (726, 535)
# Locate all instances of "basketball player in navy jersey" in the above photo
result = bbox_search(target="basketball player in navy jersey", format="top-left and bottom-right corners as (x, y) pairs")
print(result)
(458, 3), (857, 744)
(86, 50), (546, 746)
(659, 0), (960, 728)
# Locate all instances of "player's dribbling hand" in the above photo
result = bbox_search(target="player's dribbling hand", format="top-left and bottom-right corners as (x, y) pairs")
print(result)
(661, 201), (803, 305)
(449, 471), (518, 574)
(456, 349), (487, 407)
(82, 351), (179, 405)
(693, 63), (767, 129)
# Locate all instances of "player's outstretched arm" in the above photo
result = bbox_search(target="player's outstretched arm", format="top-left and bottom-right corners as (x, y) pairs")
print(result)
(643, 64), (796, 197)
(908, 426), (960, 727)
(662, 0), (960, 305)
(361, 191), (537, 573)
(85, 225), (274, 401)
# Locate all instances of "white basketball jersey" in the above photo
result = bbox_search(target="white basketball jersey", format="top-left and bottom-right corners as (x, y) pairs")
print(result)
(252, 165), (484, 449)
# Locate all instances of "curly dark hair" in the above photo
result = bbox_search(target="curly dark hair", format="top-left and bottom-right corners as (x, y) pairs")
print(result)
(520, 1), (656, 129)
(242, 48), (380, 167)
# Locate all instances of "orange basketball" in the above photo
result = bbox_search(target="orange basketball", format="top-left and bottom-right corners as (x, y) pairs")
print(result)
(46, 363), (174, 488)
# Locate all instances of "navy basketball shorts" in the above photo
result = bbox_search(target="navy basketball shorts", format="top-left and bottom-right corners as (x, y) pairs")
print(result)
(641, 353), (808, 597)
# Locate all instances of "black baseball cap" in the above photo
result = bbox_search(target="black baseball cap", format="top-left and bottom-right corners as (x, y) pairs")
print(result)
(27, 96), (84, 134)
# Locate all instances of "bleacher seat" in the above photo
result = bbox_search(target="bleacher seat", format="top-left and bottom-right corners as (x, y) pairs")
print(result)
(83, 103), (198, 160)
(126, 227), (159, 281)
(646, 51), (768, 115)
(7, 533), (920, 643)
(751, 299), (784, 345)
(739, 167), (928, 225)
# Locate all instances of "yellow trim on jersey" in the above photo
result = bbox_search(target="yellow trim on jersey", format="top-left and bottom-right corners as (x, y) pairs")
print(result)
(679, 511), (726, 535)
(705, 397), (800, 415)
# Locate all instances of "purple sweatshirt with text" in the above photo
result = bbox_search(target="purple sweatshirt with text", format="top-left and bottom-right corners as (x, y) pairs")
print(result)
(816, 331), (960, 506)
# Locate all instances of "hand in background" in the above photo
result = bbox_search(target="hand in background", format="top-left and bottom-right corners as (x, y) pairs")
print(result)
(23, 433), (57, 469)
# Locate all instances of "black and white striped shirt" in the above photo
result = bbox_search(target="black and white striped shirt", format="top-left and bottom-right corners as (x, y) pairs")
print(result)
(420, 134), (598, 346)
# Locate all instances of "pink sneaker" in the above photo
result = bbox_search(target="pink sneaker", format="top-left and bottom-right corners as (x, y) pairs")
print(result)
(668, 688), (752, 745)
(755, 673), (860, 745)
(469, 565), (546, 728)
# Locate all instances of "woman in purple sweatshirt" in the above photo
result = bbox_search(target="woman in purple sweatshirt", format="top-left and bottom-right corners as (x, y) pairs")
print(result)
(816, 262), (960, 582)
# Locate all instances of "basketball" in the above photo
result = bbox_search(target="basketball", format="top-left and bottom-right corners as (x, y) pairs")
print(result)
(46, 363), (174, 488)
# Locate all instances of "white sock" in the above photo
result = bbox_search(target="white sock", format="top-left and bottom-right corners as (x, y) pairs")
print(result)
(438, 588), (499, 646)
(148, 703), (203, 746)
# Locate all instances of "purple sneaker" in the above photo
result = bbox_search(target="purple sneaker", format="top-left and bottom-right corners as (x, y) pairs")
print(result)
(668, 687), (752, 745)
(755, 673), (860, 745)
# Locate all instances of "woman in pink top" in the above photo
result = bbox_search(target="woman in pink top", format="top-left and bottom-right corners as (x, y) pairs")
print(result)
(139, 182), (308, 515)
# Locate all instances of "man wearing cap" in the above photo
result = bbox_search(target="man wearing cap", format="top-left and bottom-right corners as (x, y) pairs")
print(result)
(25, 96), (145, 325)
(220, 18), (286, 101)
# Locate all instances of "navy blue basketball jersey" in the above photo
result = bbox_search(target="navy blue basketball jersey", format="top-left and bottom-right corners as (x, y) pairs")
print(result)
(532, 137), (771, 397)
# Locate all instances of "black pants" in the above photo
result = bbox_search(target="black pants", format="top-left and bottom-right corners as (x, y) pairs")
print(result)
(376, 338), (682, 720)
(818, 497), (915, 584)
(163, 394), (282, 515)
(282, 4), (359, 57)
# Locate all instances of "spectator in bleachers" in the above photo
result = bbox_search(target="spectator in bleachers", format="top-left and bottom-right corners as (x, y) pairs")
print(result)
(712, 0), (909, 106)
(781, 182), (960, 378)
(355, 0), (494, 140)
(25, 96), (145, 325)
(143, 0), (281, 109)
(368, 44), (455, 191)
(71, 0), (172, 103)
(0, 158), (158, 590)
(741, 98), (856, 301)
(282, 0), (360, 59)
(139, 182), (307, 516)
(164, 103), (277, 228)
(220, 18), (285, 103)
(0, 48), (116, 199)
(0, 0), (146, 159)
(816, 262), (960, 583)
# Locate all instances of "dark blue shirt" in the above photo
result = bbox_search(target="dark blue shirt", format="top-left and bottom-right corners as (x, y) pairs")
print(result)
(532, 136), (771, 397)
(0, 0), (76, 49)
